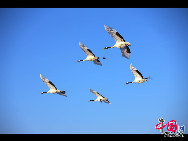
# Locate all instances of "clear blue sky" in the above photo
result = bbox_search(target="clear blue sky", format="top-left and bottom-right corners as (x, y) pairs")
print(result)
(0, 8), (188, 134)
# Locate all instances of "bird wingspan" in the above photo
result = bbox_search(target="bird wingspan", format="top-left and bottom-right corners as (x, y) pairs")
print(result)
(104, 25), (125, 42)
(40, 74), (57, 90)
(89, 88), (103, 97)
(120, 46), (131, 59)
(93, 59), (102, 66)
(130, 64), (143, 79)
(79, 42), (95, 57)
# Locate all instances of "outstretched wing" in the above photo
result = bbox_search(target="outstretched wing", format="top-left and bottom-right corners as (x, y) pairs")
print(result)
(103, 99), (111, 104)
(120, 46), (131, 59)
(79, 42), (95, 57)
(93, 59), (102, 66)
(130, 64), (143, 80)
(40, 74), (57, 90)
(89, 88), (103, 98)
(104, 25), (125, 42)
(57, 92), (67, 97)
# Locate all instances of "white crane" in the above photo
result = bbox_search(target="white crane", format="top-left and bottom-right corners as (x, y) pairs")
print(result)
(88, 88), (111, 104)
(40, 74), (67, 97)
(104, 25), (131, 59)
(77, 42), (105, 66)
(125, 63), (150, 84)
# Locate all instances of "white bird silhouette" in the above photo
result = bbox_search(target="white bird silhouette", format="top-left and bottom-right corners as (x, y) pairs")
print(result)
(77, 42), (105, 66)
(104, 25), (131, 59)
(88, 88), (111, 104)
(125, 63), (150, 84)
(40, 74), (67, 97)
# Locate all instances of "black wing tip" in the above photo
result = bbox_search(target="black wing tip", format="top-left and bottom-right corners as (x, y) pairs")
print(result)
(122, 54), (130, 59)
(116, 32), (125, 41)
(87, 48), (95, 56)
(126, 46), (131, 53)
(135, 70), (144, 78)
(61, 91), (66, 94)
(93, 59), (102, 66)
(49, 81), (57, 89)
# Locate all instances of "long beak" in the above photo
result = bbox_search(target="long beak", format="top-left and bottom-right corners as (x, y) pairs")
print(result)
(77, 60), (84, 62)
(88, 100), (94, 102)
(124, 82), (131, 85)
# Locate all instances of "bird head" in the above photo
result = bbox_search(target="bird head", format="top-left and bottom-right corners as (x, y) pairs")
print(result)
(60, 91), (66, 94)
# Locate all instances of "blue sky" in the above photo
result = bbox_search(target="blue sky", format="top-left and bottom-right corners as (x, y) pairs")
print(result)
(0, 8), (188, 134)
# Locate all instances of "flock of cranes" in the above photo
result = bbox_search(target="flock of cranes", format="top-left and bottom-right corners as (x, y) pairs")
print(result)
(40, 25), (150, 104)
